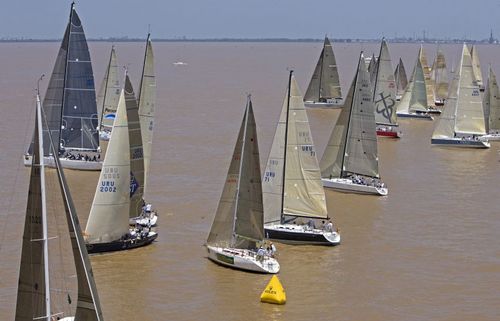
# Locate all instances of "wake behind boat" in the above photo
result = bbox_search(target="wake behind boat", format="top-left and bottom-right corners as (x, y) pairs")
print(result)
(206, 97), (279, 273)
(303, 36), (343, 108)
(263, 71), (340, 246)
(320, 52), (388, 196)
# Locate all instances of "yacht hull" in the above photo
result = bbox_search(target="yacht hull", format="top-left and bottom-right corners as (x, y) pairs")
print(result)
(304, 99), (343, 109)
(206, 246), (280, 274)
(396, 111), (434, 120)
(86, 232), (157, 254)
(322, 178), (388, 196)
(431, 138), (490, 148)
(24, 154), (102, 171)
(264, 224), (340, 245)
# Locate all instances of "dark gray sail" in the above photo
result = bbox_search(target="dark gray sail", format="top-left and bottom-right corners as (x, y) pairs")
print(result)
(124, 75), (145, 218)
(60, 5), (99, 151)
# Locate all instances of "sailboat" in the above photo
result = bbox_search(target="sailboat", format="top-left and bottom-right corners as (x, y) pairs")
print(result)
(396, 58), (434, 120)
(97, 47), (121, 141)
(433, 48), (449, 106)
(431, 44), (490, 148)
(320, 52), (388, 196)
(129, 33), (158, 227)
(15, 89), (104, 321)
(394, 58), (408, 101)
(470, 45), (485, 91)
(303, 36), (343, 108)
(23, 3), (101, 171)
(206, 97), (280, 273)
(418, 45), (438, 112)
(85, 74), (158, 254)
(480, 66), (500, 141)
(262, 71), (340, 246)
(372, 39), (400, 138)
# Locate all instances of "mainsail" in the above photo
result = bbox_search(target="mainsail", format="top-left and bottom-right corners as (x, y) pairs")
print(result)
(434, 48), (449, 101)
(97, 47), (121, 133)
(86, 90), (130, 244)
(432, 67), (459, 139)
(138, 34), (156, 194)
(455, 44), (486, 135)
(124, 75), (145, 218)
(304, 36), (342, 102)
(263, 73), (328, 223)
(372, 39), (398, 126)
(484, 67), (500, 132)
(207, 98), (263, 249)
(418, 45), (435, 108)
(394, 58), (408, 97)
(321, 53), (379, 179)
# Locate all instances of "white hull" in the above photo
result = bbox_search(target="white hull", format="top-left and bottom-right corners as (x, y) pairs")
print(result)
(396, 111), (434, 120)
(480, 133), (500, 141)
(206, 246), (279, 274)
(99, 130), (111, 141)
(23, 154), (102, 171)
(265, 223), (340, 245)
(322, 178), (388, 196)
(304, 98), (343, 109)
(129, 213), (158, 227)
(431, 137), (490, 148)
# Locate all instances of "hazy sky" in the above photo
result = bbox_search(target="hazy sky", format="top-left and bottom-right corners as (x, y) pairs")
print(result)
(1, 0), (499, 39)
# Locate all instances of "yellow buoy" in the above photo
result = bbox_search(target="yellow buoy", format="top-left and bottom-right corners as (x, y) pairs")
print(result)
(260, 275), (286, 305)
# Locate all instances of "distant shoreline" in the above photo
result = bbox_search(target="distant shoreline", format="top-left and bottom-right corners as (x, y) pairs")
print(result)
(0, 37), (498, 44)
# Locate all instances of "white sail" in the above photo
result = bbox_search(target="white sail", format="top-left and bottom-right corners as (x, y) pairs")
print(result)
(396, 66), (414, 114)
(138, 34), (156, 193)
(304, 36), (341, 101)
(372, 39), (398, 126)
(263, 73), (328, 223)
(86, 90), (130, 243)
(432, 68), (459, 139)
(470, 45), (484, 89)
(394, 58), (408, 97)
(484, 67), (500, 132)
(408, 59), (429, 113)
(418, 45), (436, 108)
(455, 44), (486, 135)
(434, 48), (449, 101)
(97, 47), (121, 132)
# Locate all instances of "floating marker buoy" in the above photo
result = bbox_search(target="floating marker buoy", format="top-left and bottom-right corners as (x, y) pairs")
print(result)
(260, 275), (286, 305)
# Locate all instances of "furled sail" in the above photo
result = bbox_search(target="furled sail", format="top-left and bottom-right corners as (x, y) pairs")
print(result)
(263, 73), (327, 222)
(86, 90), (130, 243)
(207, 98), (263, 249)
(60, 5), (99, 151)
(483, 67), (500, 132)
(394, 58), (408, 97)
(372, 39), (398, 126)
(455, 45), (486, 135)
(97, 47), (121, 133)
(434, 48), (449, 101)
(138, 34), (156, 194)
(304, 37), (342, 101)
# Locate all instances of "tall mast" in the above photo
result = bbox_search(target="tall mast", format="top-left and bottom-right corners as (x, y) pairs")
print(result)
(36, 88), (51, 321)
(231, 97), (250, 247)
(280, 70), (293, 222)
(318, 38), (326, 99)
(99, 46), (114, 131)
(137, 33), (150, 104)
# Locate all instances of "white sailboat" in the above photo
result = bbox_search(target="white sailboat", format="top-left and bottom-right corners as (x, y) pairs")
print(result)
(97, 46), (121, 141)
(321, 52), (388, 196)
(433, 48), (449, 106)
(23, 3), (102, 171)
(372, 39), (400, 138)
(481, 66), (500, 141)
(85, 74), (158, 254)
(15, 89), (104, 321)
(130, 33), (158, 227)
(394, 58), (408, 101)
(396, 58), (434, 120)
(470, 45), (485, 91)
(262, 71), (340, 246)
(431, 44), (490, 148)
(206, 97), (280, 273)
(303, 36), (343, 108)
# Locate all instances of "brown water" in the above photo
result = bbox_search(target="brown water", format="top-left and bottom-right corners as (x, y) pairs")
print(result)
(0, 42), (499, 321)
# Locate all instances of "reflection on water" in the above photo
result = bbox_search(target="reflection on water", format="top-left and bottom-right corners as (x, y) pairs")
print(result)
(0, 42), (499, 321)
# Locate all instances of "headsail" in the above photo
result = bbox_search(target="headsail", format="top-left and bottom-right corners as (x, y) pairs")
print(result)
(470, 45), (484, 89)
(432, 67), (459, 139)
(408, 59), (429, 113)
(138, 34), (156, 194)
(455, 44), (486, 135)
(372, 39), (398, 126)
(86, 90), (130, 243)
(434, 48), (449, 101)
(484, 67), (500, 132)
(304, 36), (342, 102)
(207, 98), (263, 249)
(418, 45), (435, 108)
(60, 4), (99, 151)
(394, 58), (408, 97)
(263, 73), (327, 222)
(97, 47), (121, 133)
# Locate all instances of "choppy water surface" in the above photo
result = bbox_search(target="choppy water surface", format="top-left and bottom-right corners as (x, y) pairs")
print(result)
(0, 42), (499, 321)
